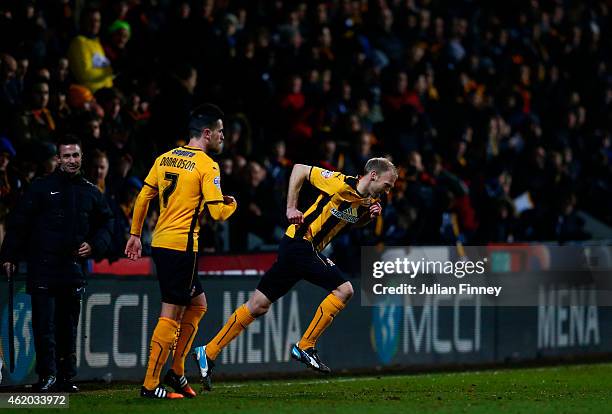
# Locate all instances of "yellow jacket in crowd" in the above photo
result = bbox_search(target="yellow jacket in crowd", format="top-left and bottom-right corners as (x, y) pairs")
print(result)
(67, 35), (113, 93)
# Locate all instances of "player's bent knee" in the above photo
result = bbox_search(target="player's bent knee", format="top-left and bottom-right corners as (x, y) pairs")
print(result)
(191, 292), (207, 308)
(344, 282), (355, 300)
(247, 290), (274, 317)
(251, 302), (270, 317)
(246, 299), (270, 317)
(334, 282), (354, 302)
(160, 302), (187, 321)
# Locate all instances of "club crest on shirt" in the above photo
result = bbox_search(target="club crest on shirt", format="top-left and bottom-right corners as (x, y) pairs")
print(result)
(213, 176), (221, 189)
(321, 169), (334, 178)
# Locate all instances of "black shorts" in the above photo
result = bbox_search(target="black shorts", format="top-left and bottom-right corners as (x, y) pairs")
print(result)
(256, 236), (348, 303)
(152, 247), (203, 306)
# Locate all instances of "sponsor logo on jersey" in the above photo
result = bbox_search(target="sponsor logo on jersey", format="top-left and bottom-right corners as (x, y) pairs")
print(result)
(172, 149), (196, 158)
(321, 169), (334, 178)
(330, 206), (359, 223)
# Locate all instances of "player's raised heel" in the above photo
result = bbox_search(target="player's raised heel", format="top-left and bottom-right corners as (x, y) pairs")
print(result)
(140, 384), (184, 399)
(193, 345), (215, 391)
(290, 343), (331, 374)
(163, 369), (196, 398)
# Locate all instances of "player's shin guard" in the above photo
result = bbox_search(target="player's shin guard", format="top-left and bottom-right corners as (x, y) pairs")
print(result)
(298, 294), (346, 349)
(172, 305), (207, 376)
(205, 304), (255, 360)
(143, 317), (180, 390)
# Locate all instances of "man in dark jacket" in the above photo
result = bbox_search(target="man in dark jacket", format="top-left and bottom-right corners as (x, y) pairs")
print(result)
(1, 135), (114, 392)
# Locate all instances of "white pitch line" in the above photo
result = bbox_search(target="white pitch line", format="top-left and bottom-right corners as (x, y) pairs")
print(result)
(212, 363), (612, 389)
(214, 374), (422, 389)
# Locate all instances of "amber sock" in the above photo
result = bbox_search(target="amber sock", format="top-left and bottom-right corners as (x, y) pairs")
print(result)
(205, 304), (255, 360)
(143, 317), (180, 390)
(171, 305), (207, 376)
(298, 294), (346, 349)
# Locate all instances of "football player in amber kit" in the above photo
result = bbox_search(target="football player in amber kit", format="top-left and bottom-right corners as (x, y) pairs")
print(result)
(194, 157), (397, 389)
(126, 104), (237, 399)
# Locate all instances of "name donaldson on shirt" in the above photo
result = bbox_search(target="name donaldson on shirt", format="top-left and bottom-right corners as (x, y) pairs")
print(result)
(159, 156), (196, 171)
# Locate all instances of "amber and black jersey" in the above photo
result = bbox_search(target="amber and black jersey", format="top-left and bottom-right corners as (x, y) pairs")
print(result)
(285, 166), (378, 251)
(130, 145), (226, 252)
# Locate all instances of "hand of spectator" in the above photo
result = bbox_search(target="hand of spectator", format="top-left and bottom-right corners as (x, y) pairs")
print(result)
(369, 202), (382, 218)
(3, 262), (15, 279)
(223, 195), (237, 205)
(118, 154), (134, 178)
(249, 202), (262, 216)
(287, 207), (304, 224)
(77, 242), (93, 258)
(125, 235), (142, 261)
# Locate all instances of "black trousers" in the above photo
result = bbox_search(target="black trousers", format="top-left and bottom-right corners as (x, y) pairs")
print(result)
(29, 285), (83, 380)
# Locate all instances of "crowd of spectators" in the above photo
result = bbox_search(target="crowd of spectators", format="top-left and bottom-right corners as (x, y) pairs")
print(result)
(0, 0), (610, 262)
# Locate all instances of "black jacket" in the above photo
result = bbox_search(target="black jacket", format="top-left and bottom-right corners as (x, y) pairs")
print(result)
(0, 169), (114, 286)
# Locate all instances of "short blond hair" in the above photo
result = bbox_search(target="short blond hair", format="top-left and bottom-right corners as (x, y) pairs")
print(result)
(365, 157), (398, 178)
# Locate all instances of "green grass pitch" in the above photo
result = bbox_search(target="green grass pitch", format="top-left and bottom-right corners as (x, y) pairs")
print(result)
(17, 363), (612, 413)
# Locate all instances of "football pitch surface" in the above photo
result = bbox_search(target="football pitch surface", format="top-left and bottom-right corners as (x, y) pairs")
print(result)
(17, 363), (612, 413)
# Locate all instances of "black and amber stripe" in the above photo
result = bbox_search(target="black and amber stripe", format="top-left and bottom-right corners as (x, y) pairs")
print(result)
(288, 174), (371, 250)
(310, 201), (352, 249)
(150, 341), (164, 377)
(305, 307), (325, 339)
(216, 315), (238, 345)
(186, 194), (203, 253)
(344, 176), (365, 196)
(294, 194), (333, 239)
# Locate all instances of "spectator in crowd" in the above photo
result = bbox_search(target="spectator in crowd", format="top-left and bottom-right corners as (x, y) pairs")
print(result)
(13, 79), (56, 152)
(0, 137), (19, 244)
(148, 63), (197, 153)
(103, 20), (131, 75)
(0, 1), (608, 265)
(232, 161), (280, 250)
(67, 7), (113, 93)
(0, 54), (20, 131)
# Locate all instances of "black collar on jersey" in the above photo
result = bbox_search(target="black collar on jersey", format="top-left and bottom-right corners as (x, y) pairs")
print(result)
(182, 145), (204, 152)
(344, 175), (366, 197)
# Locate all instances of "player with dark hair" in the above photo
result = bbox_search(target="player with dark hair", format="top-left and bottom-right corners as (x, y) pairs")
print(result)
(125, 103), (237, 399)
(194, 157), (397, 389)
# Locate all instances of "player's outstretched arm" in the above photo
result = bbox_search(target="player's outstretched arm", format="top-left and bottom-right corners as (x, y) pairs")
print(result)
(286, 164), (310, 224)
(207, 195), (237, 221)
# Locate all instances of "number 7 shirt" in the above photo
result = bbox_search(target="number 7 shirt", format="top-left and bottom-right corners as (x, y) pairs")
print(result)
(130, 145), (231, 252)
